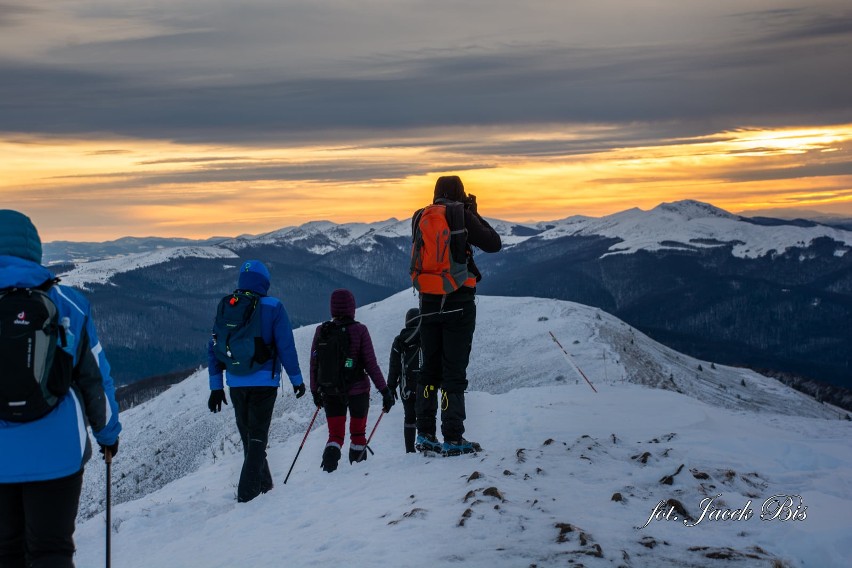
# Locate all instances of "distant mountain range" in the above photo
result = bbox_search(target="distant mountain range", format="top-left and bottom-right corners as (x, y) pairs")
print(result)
(45, 200), (852, 397)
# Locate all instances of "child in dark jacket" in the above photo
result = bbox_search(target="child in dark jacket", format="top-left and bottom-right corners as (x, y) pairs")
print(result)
(387, 308), (422, 453)
(310, 289), (395, 472)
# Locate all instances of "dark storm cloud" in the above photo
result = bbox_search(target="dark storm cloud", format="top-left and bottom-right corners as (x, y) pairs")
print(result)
(721, 161), (852, 183)
(2, 8), (851, 152)
(43, 160), (489, 195)
(735, 7), (852, 42)
(0, 2), (38, 27)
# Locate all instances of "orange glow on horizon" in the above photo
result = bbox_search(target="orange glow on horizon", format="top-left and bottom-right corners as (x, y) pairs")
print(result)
(2, 123), (851, 242)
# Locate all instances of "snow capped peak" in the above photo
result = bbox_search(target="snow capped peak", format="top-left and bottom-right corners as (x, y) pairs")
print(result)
(652, 199), (737, 221)
(223, 218), (407, 252)
(538, 200), (852, 258)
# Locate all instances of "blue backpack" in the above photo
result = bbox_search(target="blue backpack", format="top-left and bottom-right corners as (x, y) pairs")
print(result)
(211, 291), (274, 376)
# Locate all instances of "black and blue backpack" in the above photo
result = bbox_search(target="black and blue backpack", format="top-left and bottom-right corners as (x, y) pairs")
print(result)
(211, 290), (273, 376)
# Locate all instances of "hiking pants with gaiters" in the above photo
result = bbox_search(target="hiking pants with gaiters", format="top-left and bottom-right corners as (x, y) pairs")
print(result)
(416, 298), (476, 441)
(323, 392), (369, 450)
(230, 386), (276, 502)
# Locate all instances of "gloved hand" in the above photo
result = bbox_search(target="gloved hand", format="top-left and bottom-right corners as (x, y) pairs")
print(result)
(312, 390), (323, 409)
(99, 438), (119, 460)
(380, 387), (395, 413)
(208, 389), (228, 413)
(465, 193), (478, 215)
(294, 383), (306, 398)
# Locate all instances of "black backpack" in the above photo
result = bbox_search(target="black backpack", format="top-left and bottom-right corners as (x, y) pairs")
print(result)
(315, 320), (359, 396)
(398, 335), (422, 397)
(211, 290), (273, 376)
(0, 279), (74, 422)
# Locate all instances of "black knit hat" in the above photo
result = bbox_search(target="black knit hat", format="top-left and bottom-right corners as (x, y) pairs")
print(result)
(404, 308), (420, 326)
(433, 175), (466, 203)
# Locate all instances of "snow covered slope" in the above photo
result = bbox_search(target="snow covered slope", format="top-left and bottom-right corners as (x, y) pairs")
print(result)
(72, 293), (850, 567)
(75, 382), (852, 567)
(58, 246), (238, 289)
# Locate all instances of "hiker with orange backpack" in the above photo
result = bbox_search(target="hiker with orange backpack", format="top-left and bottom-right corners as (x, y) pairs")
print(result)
(409, 176), (501, 456)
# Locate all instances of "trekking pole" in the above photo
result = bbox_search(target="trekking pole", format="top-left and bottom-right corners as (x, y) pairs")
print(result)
(104, 447), (112, 568)
(357, 409), (386, 462)
(549, 331), (598, 393)
(284, 406), (320, 484)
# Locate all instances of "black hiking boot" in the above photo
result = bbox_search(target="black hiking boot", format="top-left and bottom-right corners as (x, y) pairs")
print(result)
(321, 445), (341, 473)
(349, 445), (368, 464)
(442, 438), (482, 457)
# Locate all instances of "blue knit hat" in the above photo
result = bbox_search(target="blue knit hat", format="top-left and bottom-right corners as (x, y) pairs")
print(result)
(237, 260), (271, 295)
(0, 209), (42, 264)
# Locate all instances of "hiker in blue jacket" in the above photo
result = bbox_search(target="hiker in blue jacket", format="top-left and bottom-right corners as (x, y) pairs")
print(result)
(206, 260), (305, 502)
(0, 209), (122, 568)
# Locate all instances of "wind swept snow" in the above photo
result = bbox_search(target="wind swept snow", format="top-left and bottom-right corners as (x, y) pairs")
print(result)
(73, 293), (851, 567)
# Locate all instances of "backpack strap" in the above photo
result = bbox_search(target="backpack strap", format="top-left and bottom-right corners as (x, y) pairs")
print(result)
(37, 277), (60, 292)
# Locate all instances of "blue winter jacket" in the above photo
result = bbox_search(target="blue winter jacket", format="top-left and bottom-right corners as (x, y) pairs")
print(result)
(207, 261), (303, 390)
(0, 255), (122, 483)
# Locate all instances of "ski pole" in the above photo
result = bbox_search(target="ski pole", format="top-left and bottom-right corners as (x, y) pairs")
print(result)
(549, 331), (598, 393)
(104, 447), (112, 568)
(284, 406), (320, 484)
(357, 409), (386, 463)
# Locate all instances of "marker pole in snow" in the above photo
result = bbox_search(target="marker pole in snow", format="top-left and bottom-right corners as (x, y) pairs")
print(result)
(549, 331), (598, 393)
(284, 406), (320, 484)
(104, 447), (112, 568)
(357, 410), (386, 463)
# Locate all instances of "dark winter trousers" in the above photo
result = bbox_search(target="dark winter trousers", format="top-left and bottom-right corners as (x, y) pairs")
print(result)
(230, 386), (276, 503)
(324, 393), (369, 452)
(416, 298), (476, 441)
(401, 393), (417, 453)
(0, 470), (83, 568)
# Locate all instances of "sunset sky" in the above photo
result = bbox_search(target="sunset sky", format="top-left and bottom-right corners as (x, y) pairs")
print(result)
(2, 0), (851, 242)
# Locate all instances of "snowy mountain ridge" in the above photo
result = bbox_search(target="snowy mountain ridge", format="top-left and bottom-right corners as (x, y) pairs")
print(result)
(537, 200), (852, 259)
(58, 246), (239, 289)
(72, 293), (850, 567)
(53, 200), (852, 288)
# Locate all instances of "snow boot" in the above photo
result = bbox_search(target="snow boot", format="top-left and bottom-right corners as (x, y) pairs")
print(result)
(321, 444), (341, 473)
(349, 444), (368, 464)
(415, 433), (442, 454)
(442, 438), (482, 457)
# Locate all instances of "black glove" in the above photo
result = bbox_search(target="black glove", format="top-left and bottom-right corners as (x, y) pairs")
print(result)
(312, 390), (323, 409)
(294, 383), (306, 398)
(465, 193), (478, 215)
(99, 438), (119, 460)
(391, 388), (399, 401)
(208, 389), (228, 413)
(380, 387), (395, 413)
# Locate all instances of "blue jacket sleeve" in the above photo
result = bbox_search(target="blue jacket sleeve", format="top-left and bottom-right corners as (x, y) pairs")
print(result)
(207, 335), (225, 390)
(82, 301), (122, 446)
(273, 302), (303, 386)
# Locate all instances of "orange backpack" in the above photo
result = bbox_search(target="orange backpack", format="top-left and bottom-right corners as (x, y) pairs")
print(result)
(410, 201), (476, 295)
